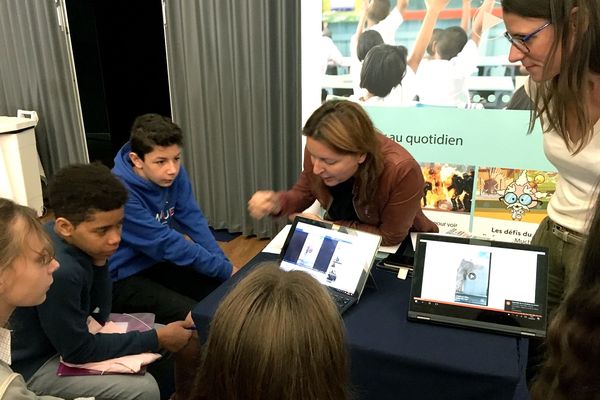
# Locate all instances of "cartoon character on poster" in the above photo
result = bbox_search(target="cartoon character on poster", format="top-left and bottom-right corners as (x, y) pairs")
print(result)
(497, 170), (548, 221)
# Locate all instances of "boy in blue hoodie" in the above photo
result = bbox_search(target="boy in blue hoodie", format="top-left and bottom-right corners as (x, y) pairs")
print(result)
(110, 114), (233, 324)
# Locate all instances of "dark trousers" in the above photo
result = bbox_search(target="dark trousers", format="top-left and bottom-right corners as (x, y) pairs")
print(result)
(526, 217), (584, 384)
(112, 263), (222, 324)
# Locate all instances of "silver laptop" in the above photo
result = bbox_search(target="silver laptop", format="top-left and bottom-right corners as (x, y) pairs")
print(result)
(408, 234), (549, 337)
(280, 216), (382, 314)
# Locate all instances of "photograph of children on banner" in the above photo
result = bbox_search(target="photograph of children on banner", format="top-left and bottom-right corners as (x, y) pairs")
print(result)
(421, 163), (475, 213)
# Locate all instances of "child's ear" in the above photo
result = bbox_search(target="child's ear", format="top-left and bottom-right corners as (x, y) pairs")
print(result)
(129, 152), (144, 169)
(54, 217), (75, 238)
(431, 41), (440, 58)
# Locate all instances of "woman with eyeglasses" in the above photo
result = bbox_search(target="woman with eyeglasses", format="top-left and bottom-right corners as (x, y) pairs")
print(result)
(503, 0), (600, 318)
(501, 0), (600, 391)
(0, 199), (62, 399)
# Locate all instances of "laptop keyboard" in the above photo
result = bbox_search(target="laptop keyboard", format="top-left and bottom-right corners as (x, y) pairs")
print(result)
(330, 292), (351, 310)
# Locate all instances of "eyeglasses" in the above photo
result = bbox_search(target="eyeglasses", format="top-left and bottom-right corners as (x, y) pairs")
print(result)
(501, 192), (533, 207)
(33, 248), (56, 266)
(504, 22), (551, 54)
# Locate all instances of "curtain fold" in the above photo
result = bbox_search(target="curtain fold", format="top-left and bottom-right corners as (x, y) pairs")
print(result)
(164, 0), (301, 238)
(0, 0), (88, 177)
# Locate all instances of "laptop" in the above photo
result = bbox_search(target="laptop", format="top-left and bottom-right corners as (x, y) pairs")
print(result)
(408, 234), (549, 337)
(279, 216), (382, 314)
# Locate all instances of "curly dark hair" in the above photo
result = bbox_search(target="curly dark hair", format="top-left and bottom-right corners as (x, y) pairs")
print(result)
(48, 163), (128, 226)
(130, 113), (183, 160)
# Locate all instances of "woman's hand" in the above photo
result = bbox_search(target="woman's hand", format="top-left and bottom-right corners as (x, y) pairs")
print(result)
(248, 190), (281, 219)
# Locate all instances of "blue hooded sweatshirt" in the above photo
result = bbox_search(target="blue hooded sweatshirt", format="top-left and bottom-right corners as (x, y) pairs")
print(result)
(109, 143), (232, 282)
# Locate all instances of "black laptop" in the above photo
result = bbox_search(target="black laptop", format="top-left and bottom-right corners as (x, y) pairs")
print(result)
(408, 234), (549, 337)
(280, 216), (382, 314)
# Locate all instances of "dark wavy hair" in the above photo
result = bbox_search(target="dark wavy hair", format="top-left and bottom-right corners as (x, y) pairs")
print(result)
(501, 0), (600, 154)
(130, 113), (183, 159)
(48, 163), (128, 226)
(357, 30), (384, 61)
(360, 44), (408, 97)
(531, 185), (600, 400)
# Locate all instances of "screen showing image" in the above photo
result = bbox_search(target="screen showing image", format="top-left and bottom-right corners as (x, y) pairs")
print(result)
(415, 238), (545, 320)
(281, 221), (379, 295)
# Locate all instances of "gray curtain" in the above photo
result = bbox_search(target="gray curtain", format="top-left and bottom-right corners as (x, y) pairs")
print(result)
(164, 0), (301, 238)
(0, 0), (88, 177)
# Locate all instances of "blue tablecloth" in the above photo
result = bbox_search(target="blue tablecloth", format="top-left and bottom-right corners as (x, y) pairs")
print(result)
(192, 252), (530, 400)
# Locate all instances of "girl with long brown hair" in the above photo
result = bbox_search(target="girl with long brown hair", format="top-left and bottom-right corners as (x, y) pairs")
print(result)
(192, 263), (350, 400)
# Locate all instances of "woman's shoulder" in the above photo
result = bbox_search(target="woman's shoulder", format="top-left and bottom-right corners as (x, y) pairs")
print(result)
(377, 134), (420, 173)
(378, 134), (415, 160)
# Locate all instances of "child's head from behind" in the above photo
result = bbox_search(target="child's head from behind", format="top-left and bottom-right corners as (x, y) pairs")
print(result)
(360, 44), (408, 97)
(435, 27), (468, 60)
(129, 114), (183, 188)
(0, 198), (58, 311)
(49, 163), (128, 262)
(367, 0), (391, 25)
(193, 263), (350, 400)
(426, 28), (443, 57)
(357, 30), (384, 62)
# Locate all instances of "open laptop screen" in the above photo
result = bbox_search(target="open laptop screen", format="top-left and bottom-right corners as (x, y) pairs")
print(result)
(280, 218), (381, 297)
(409, 234), (549, 337)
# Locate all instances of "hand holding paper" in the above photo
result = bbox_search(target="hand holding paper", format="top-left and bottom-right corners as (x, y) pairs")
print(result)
(157, 320), (194, 353)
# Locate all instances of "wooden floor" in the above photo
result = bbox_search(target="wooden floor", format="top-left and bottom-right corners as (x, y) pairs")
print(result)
(217, 235), (270, 270)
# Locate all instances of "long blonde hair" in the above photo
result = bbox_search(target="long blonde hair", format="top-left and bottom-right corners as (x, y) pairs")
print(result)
(192, 263), (351, 400)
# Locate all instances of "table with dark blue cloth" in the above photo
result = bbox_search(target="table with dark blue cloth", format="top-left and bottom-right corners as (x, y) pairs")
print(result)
(192, 252), (530, 400)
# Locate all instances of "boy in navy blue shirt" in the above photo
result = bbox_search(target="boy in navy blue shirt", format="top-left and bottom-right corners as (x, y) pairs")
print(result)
(110, 114), (233, 323)
(11, 163), (193, 400)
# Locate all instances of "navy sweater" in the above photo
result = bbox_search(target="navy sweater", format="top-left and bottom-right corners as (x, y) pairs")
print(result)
(10, 223), (159, 381)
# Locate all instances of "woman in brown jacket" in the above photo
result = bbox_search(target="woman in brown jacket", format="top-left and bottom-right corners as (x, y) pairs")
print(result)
(248, 100), (437, 246)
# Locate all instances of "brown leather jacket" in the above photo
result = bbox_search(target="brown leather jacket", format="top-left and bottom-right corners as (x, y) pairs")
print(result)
(277, 134), (438, 246)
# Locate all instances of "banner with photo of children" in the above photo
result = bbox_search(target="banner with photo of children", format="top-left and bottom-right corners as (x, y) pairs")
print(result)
(365, 106), (557, 244)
